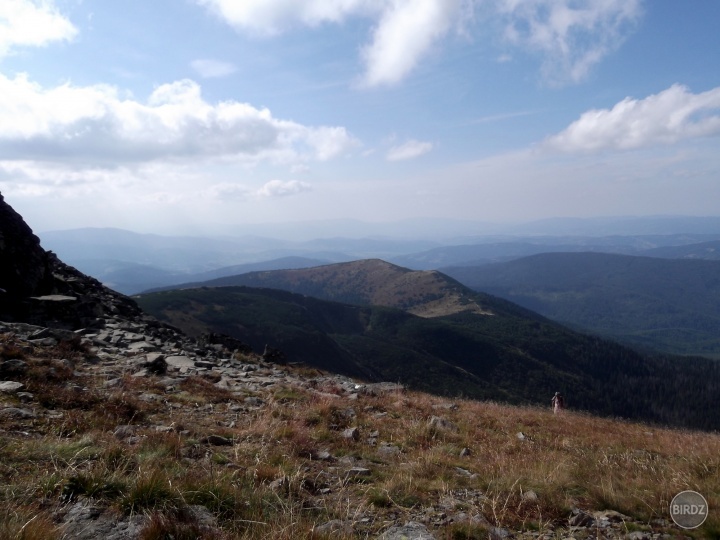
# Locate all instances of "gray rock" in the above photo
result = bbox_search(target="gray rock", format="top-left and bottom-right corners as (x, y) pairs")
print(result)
(361, 382), (404, 396)
(314, 519), (353, 535)
(143, 353), (167, 374)
(379, 521), (436, 539)
(201, 434), (233, 446)
(377, 444), (401, 456)
(313, 450), (335, 461)
(194, 360), (215, 368)
(126, 341), (158, 352)
(489, 527), (511, 539)
(428, 415), (458, 432)
(58, 499), (147, 540)
(0, 359), (29, 376)
(165, 355), (195, 369)
(625, 532), (651, 540)
(30, 295), (77, 302)
(113, 425), (136, 440)
(569, 510), (596, 527)
(0, 381), (24, 393)
(345, 467), (371, 479)
(0, 407), (35, 419)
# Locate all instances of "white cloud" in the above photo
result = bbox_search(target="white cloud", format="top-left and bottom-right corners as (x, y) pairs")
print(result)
(205, 180), (311, 201)
(207, 182), (252, 200)
(256, 179), (311, 198)
(195, 0), (642, 87)
(361, 0), (461, 87)
(386, 139), (433, 161)
(495, 0), (642, 84)
(194, 0), (381, 34)
(0, 0), (77, 58)
(190, 59), (237, 78)
(195, 0), (467, 87)
(0, 73), (357, 165)
(546, 84), (720, 152)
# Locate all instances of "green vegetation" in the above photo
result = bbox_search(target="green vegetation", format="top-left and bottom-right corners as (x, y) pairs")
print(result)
(444, 252), (720, 357)
(136, 285), (720, 431)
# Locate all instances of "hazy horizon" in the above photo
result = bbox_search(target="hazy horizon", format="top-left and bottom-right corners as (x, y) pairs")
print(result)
(1, 1), (720, 235)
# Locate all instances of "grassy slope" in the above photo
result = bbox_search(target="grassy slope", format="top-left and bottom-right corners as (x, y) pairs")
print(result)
(1, 334), (719, 539)
(136, 286), (720, 431)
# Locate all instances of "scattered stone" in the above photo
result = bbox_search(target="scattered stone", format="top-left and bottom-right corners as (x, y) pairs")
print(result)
(166, 355), (195, 369)
(342, 427), (360, 440)
(313, 450), (335, 461)
(454, 467), (476, 478)
(345, 467), (371, 479)
(378, 443), (401, 456)
(569, 509), (596, 528)
(58, 499), (147, 540)
(144, 352), (167, 374)
(361, 382), (404, 396)
(113, 425), (136, 440)
(0, 359), (29, 376)
(201, 434), (233, 446)
(0, 381), (24, 393)
(314, 519), (353, 535)
(0, 407), (35, 419)
(428, 415), (458, 432)
(243, 396), (264, 407)
(379, 520), (436, 539)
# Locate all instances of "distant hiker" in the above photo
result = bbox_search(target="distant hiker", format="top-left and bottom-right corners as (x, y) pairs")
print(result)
(551, 392), (565, 414)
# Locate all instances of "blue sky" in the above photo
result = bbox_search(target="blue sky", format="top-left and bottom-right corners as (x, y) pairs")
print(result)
(1, 0), (720, 235)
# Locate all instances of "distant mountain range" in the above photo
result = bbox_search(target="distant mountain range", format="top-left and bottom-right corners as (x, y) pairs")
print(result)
(443, 252), (720, 357)
(38, 217), (720, 294)
(135, 260), (720, 430)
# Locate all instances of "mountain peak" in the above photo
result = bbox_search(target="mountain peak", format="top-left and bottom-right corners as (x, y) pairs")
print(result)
(178, 258), (494, 318)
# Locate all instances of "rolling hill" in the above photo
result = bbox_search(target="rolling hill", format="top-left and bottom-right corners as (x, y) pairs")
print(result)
(145, 259), (494, 318)
(136, 265), (720, 430)
(443, 252), (720, 357)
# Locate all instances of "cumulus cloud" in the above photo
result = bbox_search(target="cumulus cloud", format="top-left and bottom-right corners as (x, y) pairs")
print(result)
(0, 0), (77, 58)
(361, 0), (461, 87)
(256, 179), (311, 198)
(195, 0), (467, 87)
(0, 73), (357, 165)
(386, 139), (433, 161)
(546, 84), (720, 152)
(195, 0), (642, 87)
(190, 59), (237, 78)
(194, 0), (381, 34)
(495, 0), (642, 84)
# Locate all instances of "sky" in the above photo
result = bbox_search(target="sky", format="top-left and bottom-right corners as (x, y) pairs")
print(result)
(1, 0), (720, 235)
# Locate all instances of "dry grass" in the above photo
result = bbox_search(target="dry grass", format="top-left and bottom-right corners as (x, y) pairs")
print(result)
(1, 335), (719, 538)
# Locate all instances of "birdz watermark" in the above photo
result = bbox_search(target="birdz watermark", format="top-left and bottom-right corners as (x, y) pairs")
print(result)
(670, 490), (708, 529)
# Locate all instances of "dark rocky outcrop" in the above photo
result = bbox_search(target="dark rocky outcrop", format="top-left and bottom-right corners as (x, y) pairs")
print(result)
(0, 192), (143, 328)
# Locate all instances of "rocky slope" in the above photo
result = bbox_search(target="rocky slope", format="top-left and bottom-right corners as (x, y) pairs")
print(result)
(2, 319), (710, 539)
(0, 193), (143, 328)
